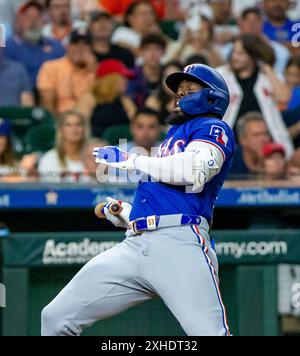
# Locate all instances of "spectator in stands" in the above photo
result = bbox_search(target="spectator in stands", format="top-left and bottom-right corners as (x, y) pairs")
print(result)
(37, 29), (96, 115)
(179, 0), (213, 21)
(0, 48), (34, 107)
(287, 148), (300, 178)
(111, 1), (161, 55)
(280, 59), (300, 148)
(0, 118), (17, 176)
(100, 0), (166, 23)
(145, 61), (183, 125)
(19, 152), (40, 179)
(263, 0), (298, 49)
(184, 54), (209, 67)
(262, 143), (287, 179)
(77, 59), (137, 138)
(119, 108), (162, 155)
(208, 0), (238, 45)
(220, 7), (291, 75)
(4, 1), (65, 90)
(230, 112), (272, 176)
(71, 0), (100, 21)
(89, 11), (135, 68)
(127, 34), (166, 108)
(82, 138), (108, 182)
(217, 34), (294, 157)
(164, 13), (224, 68)
(38, 110), (87, 182)
(43, 0), (87, 46)
(285, 58), (300, 110)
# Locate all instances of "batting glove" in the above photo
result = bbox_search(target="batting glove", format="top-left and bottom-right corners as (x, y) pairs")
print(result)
(104, 197), (132, 229)
(93, 146), (138, 171)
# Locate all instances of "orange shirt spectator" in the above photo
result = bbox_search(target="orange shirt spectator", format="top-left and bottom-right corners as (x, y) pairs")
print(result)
(37, 30), (96, 115)
(99, 0), (166, 20)
(38, 57), (95, 114)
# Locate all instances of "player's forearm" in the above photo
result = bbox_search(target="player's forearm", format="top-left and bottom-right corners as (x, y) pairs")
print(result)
(93, 142), (225, 190)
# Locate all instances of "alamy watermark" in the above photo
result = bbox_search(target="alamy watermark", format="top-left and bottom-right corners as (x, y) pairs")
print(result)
(0, 23), (6, 48)
(292, 283), (300, 310)
(292, 23), (300, 48)
(0, 283), (6, 308)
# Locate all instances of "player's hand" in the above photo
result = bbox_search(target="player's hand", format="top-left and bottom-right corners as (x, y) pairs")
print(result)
(93, 146), (138, 171)
(103, 197), (132, 228)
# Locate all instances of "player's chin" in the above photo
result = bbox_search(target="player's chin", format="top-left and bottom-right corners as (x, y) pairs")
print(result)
(166, 110), (187, 125)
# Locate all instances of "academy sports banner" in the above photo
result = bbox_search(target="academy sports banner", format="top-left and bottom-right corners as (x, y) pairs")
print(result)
(2, 230), (300, 268)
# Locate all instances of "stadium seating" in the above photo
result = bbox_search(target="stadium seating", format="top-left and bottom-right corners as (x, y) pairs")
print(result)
(159, 20), (179, 40)
(102, 124), (133, 145)
(102, 124), (166, 146)
(24, 124), (56, 154)
(0, 106), (55, 155)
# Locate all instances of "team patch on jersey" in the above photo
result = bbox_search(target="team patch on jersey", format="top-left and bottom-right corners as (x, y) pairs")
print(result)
(210, 126), (229, 146)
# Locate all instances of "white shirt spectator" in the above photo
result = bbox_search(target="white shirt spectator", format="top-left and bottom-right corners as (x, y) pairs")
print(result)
(38, 149), (84, 182)
(111, 27), (142, 51)
(0, 165), (16, 176)
(217, 64), (294, 157)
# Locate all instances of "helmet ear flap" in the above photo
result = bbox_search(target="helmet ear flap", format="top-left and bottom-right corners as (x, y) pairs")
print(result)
(179, 89), (211, 116)
(179, 88), (229, 118)
(207, 89), (216, 105)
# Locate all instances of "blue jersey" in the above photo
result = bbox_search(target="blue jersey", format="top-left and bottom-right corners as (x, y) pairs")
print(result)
(4, 36), (65, 88)
(263, 19), (297, 43)
(130, 117), (235, 224)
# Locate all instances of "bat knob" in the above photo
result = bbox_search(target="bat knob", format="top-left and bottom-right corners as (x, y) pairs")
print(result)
(110, 203), (122, 215)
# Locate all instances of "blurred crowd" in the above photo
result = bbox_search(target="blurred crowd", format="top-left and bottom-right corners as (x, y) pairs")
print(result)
(0, 0), (300, 183)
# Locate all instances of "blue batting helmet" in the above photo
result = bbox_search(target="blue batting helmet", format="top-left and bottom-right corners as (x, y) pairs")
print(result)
(166, 64), (230, 118)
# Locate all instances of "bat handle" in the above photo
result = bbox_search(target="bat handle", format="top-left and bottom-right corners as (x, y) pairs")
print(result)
(95, 201), (123, 219)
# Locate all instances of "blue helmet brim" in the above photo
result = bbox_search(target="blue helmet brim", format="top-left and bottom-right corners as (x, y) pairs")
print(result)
(166, 72), (209, 93)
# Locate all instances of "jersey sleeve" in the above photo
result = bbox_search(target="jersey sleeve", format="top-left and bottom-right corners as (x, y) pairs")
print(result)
(188, 120), (235, 162)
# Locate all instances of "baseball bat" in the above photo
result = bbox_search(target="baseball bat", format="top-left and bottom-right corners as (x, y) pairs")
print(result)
(95, 201), (123, 219)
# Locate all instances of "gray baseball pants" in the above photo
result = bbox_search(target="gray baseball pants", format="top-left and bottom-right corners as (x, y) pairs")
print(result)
(41, 220), (230, 336)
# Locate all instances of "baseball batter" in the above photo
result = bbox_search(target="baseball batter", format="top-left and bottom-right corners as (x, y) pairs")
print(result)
(41, 64), (235, 336)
